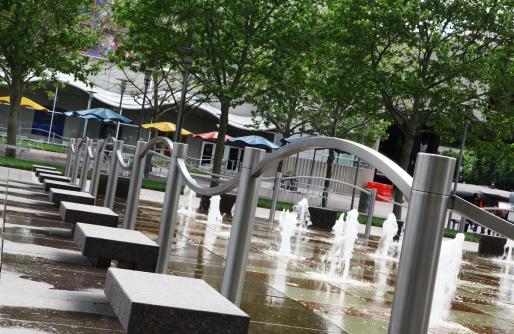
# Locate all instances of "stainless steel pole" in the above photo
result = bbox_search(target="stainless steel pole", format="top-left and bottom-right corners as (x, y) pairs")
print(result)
(82, 92), (94, 138)
(174, 56), (193, 143)
(123, 141), (146, 229)
(156, 143), (187, 273)
(47, 86), (59, 143)
(64, 138), (75, 177)
(351, 126), (367, 209)
(221, 147), (265, 306)
(79, 138), (91, 192)
(446, 122), (469, 229)
(104, 140), (122, 210)
(89, 139), (105, 198)
(458, 216), (466, 233)
(364, 188), (377, 239)
(70, 138), (83, 184)
(389, 153), (455, 334)
(115, 80), (127, 140)
(268, 171), (282, 223)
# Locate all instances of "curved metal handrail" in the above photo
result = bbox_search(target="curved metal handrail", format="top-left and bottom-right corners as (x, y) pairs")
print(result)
(140, 137), (174, 158)
(116, 150), (132, 170)
(252, 137), (413, 199)
(177, 158), (241, 196)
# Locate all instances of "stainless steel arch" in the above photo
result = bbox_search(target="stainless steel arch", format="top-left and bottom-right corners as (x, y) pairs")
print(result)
(140, 136), (174, 158)
(252, 137), (413, 199)
(176, 158), (241, 196)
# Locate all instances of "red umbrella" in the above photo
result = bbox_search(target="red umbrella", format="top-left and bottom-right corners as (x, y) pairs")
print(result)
(193, 131), (232, 142)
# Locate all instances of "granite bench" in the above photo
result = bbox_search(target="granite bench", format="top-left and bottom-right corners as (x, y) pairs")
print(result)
(43, 180), (81, 192)
(60, 202), (118, 228)
(32, 164), (57, 172)
(49, 188), (95, 207)
(38, 173), (71, 183)
(74, 223), (159, 271)
(34, 169), (63, 177)
(105, 268), (250, 334)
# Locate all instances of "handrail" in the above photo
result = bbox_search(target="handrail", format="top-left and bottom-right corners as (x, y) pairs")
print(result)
(449, 195), (514, 239)
(251, 137), (413, 199)
(177, 158), (240, 196)
(116, 150), (132, 170)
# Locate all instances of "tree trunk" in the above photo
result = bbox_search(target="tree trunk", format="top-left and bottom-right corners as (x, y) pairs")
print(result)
(199, 100), (230, 213)
(6, 76), (23, 158)
(322, 149), (335, 208)
(392, 129), (416, 220)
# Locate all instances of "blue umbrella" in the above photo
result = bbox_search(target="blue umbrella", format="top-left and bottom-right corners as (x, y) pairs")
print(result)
(65, 108), (132, 124)
(227, 135), (279, 151)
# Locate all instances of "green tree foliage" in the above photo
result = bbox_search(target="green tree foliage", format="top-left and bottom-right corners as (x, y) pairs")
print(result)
(0, 0), (98, 157)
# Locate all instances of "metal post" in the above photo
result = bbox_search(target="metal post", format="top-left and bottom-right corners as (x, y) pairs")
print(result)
(82, 92), (94, 138)
(389, 153), (455, 334)
(79, 139), (91, 192)
(268, 171), (282, 223)
(89, 139), (105, 198)
(174, 55), (193, 143)
(123, 141), (146, 229)
(446, 121), (469, 229)
(47, 86), (59, 143)
(115, 80), (127, 140)
(458, 216), (466, 233)
(351, 126), (367, 209)
(104, 140), (122, 210)
(71, 138), (83, 184)
(156, 143), (187, 273)
(137, 71), (152, 140)
(221, 147), (265, 306)
(364, 188), (377, 239)
(64, 138), (75, 177)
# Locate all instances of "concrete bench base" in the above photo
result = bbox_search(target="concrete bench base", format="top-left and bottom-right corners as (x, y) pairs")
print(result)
(34, 169), (63, 177)
(43, 180), (81, 192)
(32, 165), (57, 172)
(105, 268), (250, 334)
(74, 223), (158, 272)
(38, 173), (71, 183)
(59, 202), (118, 227)
(49, 188), (95, 207)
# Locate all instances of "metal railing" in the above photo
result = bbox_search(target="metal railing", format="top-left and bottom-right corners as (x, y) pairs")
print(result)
(65, 135), (514, 334)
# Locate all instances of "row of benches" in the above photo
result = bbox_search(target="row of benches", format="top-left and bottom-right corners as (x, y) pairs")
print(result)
(33, 164), (249, 334)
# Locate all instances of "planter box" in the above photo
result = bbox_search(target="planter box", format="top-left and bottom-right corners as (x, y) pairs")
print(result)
(96, 173), (130, 197)
(308, 207), (338, 231)
(478, 235), (507, 257)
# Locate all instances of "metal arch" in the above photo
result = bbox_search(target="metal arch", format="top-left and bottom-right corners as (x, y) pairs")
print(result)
(140, 136), (174, 159)
(176, 159), (241, 196)
(449, 196), (514, 240)
(116, 150), (132, 170)
(251, 137), (413, 199)
(281, 175), (372, 195)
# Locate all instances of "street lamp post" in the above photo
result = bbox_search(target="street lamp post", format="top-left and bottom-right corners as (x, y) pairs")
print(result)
(136, 69), (152, 141)
(350, 123), (368, 209)
(174, 55), (194, 143)
(115, 79), (128, 140)
(447, 121), (469, 229)
(47, 85), (59, 143)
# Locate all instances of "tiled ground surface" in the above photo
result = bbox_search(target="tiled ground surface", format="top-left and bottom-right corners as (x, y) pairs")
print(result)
(0, 169), (512, 333)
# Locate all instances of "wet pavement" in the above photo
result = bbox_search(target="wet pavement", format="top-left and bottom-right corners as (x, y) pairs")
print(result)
(0, 168), (512, 333)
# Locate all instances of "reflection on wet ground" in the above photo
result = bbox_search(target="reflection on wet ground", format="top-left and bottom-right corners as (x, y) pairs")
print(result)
(0, 175), (512, 333)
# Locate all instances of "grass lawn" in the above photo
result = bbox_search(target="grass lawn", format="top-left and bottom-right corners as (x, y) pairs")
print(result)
(0, 138), (66, 153)
(0, 156), (481, 242)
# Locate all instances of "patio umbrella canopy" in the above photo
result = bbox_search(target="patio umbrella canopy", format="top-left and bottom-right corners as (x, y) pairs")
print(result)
(0, 96), (48, 112)
(141, 122), (193, 136)
(193, 131), (232, 142)
(227, 135), (279, 151)
(64, 108), (132, 123)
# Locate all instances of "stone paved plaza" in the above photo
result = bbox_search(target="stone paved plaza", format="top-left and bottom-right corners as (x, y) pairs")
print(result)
(0, 167), (512, 333)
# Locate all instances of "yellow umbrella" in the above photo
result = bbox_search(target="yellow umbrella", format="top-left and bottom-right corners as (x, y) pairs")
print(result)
(141, 122), (194, 136)
(0, 96), (48, 112)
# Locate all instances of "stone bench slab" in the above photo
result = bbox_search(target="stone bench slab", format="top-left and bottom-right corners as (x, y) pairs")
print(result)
(38, 173), (71, 183)
(35, 169), (63, 177)
(59, 201), (118, 227)
(43, 180), (81, 192)
(49, 188), (95, 207)
(105, 268), (250, 334)
(32, 164), (57, 172)
(74, 223), (158, 271)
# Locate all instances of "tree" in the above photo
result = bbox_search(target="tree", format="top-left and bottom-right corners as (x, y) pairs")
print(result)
(338, 0), (513, 214)
(0, 0), (98, 157)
